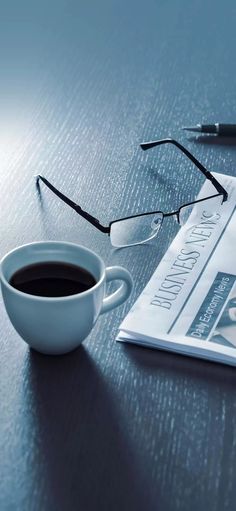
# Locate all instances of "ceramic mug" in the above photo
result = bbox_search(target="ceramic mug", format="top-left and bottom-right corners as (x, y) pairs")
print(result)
(0, 241), (133, 355)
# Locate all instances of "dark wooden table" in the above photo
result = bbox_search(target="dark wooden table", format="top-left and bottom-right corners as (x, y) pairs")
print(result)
(1, 1), (236, 510)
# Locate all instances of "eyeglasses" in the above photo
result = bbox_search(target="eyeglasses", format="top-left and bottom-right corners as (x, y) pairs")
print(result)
(36, 138), (228, 248)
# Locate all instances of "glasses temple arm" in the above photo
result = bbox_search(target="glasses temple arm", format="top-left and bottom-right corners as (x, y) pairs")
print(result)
(140, 138), (228, 202)
(35, 175), (110, 233)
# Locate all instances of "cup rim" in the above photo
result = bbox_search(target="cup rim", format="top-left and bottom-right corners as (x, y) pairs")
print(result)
(0, 241), (106, 301)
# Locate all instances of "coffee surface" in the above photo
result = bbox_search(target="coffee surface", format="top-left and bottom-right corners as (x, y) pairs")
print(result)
(9, 261), (96, 297)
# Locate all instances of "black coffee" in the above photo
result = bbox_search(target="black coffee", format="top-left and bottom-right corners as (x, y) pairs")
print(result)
(9, 261), (97, 297)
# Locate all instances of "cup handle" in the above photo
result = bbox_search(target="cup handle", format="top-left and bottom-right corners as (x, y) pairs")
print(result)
(100, 266), (133, 314)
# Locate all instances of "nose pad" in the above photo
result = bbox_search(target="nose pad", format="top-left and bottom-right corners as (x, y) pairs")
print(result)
(174, 212), (180, 224)
(151, 215), (162, 231)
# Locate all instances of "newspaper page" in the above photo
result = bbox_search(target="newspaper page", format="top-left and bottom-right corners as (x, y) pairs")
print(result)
(118, 173), (236, 366)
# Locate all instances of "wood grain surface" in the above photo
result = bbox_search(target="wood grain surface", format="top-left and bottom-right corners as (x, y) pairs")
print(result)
(1, 1), (236, 510)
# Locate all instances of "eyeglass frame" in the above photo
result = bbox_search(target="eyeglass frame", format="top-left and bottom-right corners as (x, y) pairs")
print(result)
(36, 138), (228, 244)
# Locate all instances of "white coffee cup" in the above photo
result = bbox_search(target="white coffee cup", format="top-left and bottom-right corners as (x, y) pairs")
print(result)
(0, 241), (133, 355)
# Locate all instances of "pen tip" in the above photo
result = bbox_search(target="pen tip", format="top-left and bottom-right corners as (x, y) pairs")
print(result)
(181, 125), (201, 133)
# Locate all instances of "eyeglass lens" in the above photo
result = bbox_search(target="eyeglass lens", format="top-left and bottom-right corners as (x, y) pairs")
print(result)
(179, 195), (223, 226)
(110, 212), (163, 248)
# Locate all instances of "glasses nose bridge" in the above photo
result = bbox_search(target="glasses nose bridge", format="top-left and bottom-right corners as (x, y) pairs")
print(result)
(164, 209), (180, 224)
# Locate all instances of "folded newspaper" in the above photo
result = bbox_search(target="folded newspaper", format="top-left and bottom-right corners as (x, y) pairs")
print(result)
(118, 173), (236, 366)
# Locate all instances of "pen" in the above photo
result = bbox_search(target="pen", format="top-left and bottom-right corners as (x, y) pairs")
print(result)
(182, 123), (236, 136)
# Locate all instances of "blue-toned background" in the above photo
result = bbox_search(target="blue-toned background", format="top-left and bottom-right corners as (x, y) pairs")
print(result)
(1, 2), (236, 510)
